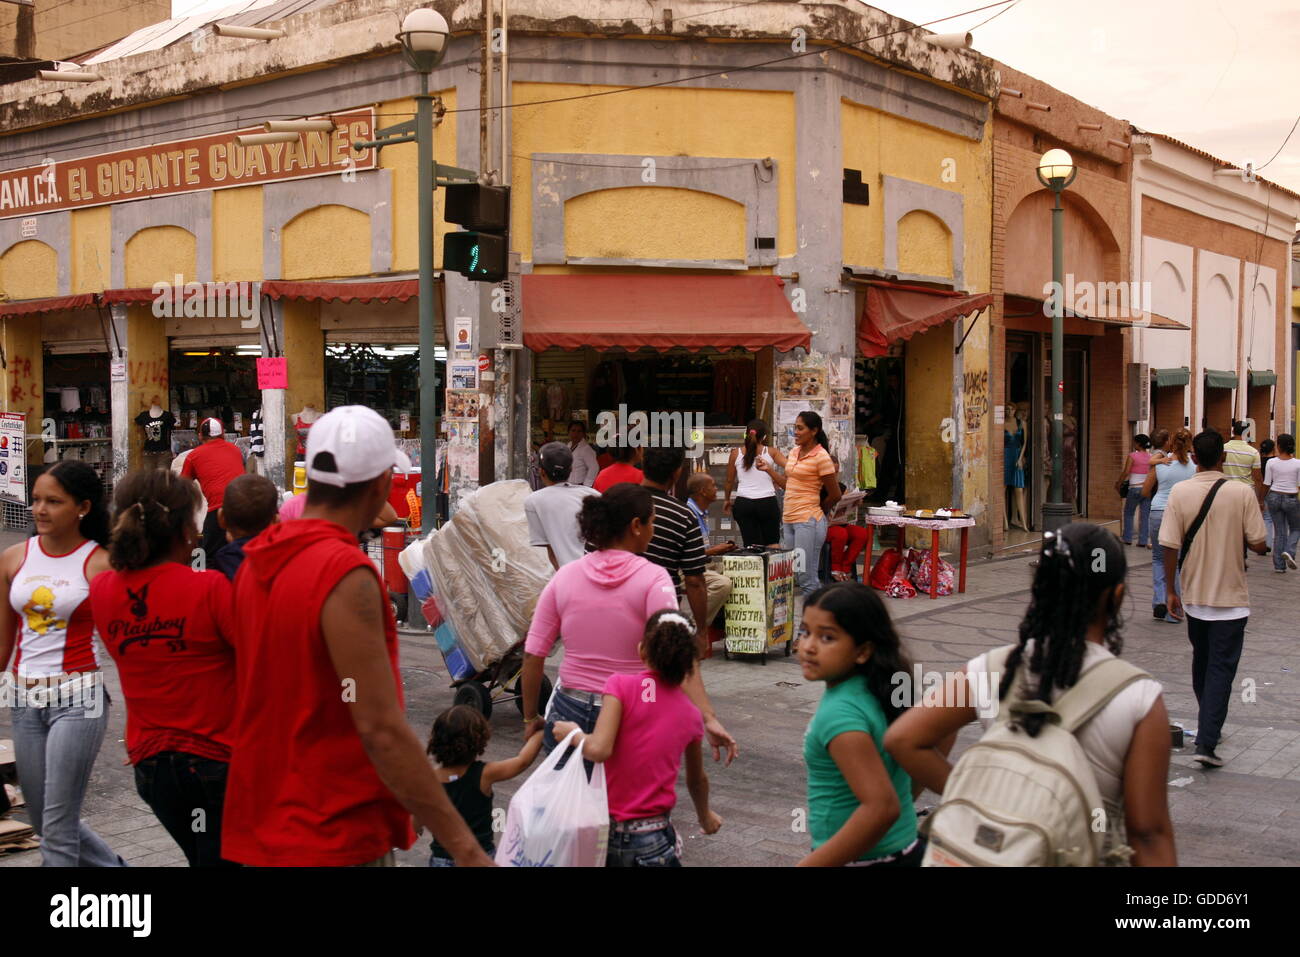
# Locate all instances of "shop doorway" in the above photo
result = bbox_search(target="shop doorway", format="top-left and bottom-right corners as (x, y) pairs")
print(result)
(39, 350), (112, 496)
(1245, 386), (1273, 443)
(854, 355), (905, 504)
(1203, 387), (1233, 436)
(1004, 332), (1091, 528)
(1150, 384), (1187, 439)
(169, 345), (262, 459)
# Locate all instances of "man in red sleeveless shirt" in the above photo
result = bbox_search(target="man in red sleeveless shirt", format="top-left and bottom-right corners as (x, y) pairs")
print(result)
(223, 406), (491, 866)
(181, 418), (244, 567)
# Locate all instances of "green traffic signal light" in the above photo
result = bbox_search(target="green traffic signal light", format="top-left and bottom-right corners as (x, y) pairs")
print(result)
(443, 231), (507, 282)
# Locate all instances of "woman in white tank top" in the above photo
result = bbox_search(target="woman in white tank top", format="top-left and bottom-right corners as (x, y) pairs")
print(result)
(883, 523), (1177, 866)
(724, 419), (786, 547)
(0, 461), (123, 866)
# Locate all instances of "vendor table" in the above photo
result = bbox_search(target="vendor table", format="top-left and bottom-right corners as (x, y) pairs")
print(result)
(861, 514), (976, 599)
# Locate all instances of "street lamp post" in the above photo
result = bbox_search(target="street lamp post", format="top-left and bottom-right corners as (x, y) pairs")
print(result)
(1036, 148), (1078, 534)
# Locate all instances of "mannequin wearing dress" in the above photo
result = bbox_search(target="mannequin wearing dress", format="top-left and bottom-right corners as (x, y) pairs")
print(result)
(293, 405), (321, 457)
(1003, 404), (1027, 531)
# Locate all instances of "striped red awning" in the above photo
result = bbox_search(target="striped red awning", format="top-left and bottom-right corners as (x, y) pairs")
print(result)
(261, 279), (419, 304)
(858, 281), (993, 357)
(0, 293), (99, 317)
(520, 274), (810, 352)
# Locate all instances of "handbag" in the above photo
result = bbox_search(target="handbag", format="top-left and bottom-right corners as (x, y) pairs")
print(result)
(1115, 478), (1129, 500)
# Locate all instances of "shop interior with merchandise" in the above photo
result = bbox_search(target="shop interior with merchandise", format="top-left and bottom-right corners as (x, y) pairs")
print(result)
(168, 346), (262, 458)
(854, 354), (905, 505)
(41, 351), (112, 484)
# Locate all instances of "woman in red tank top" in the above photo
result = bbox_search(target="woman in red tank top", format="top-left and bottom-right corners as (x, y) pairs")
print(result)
(0, 461), (123, 866)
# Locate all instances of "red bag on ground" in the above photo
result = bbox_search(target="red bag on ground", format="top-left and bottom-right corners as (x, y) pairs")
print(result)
(885, 563), (916, 599)
(907, 547), (955, 596)
(869, 548), (903, 590)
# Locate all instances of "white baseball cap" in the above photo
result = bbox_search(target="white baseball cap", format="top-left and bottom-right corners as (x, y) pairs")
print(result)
(305, 405), (412, 487)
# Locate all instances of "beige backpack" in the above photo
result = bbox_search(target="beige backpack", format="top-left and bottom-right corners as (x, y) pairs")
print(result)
(921, 644), (1149, 867)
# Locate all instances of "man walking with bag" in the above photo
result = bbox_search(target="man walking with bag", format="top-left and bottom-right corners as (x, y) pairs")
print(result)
(1160, 431), (1269, 769)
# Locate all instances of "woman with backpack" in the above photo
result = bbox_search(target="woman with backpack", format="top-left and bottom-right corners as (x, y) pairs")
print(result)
(883, 523), (1177, 866)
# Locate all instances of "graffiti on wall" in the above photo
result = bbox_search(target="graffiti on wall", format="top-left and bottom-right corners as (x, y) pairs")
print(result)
(962, 369), (988, 433)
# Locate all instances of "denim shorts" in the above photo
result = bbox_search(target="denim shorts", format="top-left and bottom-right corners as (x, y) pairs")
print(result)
(606, 821), (682, 867)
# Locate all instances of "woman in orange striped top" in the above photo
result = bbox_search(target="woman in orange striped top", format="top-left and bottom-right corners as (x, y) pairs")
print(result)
(758, 411), (841, 596)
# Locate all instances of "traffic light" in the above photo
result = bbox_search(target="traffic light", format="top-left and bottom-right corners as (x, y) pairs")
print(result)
(442, 184), (509, 282)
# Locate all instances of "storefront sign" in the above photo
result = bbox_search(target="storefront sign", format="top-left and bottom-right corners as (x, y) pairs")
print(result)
(256, 357), (288, 390)
(0, 108), (376, 220)
(0, 413), (27, 505)
(20, 217), (36, 237)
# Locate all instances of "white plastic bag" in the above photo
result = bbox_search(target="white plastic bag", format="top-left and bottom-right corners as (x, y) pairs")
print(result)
(495, 730), (609, 867)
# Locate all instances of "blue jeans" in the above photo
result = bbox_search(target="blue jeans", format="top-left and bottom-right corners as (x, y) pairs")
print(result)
(783, 515), (828, 597)
(1149, 509), (1181, 610)
(542, 689), (601, 774)
(10, 684), (126, 867)
(1265, 491), (1300, 571)
(1122, 486), (1151, 545)
(606, 822), (681, 867)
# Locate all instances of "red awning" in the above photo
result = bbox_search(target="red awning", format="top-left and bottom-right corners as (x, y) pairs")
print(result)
(262, 279), (419, 304)
(858, 281), (993, 357)
(0, 293), (99, 318)
(102, 288), (160, 305)
(521, 274), (810, 352)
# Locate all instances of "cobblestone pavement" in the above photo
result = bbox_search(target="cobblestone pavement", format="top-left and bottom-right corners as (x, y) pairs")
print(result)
(2, 539), (1297, 867)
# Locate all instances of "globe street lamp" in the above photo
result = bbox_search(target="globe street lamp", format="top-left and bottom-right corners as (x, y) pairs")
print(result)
(400, 9), (449, 534)
(1036, 148), (1077, 534)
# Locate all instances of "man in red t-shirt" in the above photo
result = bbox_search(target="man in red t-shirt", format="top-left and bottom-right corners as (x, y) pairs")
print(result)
(593, 444), (643, 493)
(223, 405), (491, 867)
(181, 418), (245, 567)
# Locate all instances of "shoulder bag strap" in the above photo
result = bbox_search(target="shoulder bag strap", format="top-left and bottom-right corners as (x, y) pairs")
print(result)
(1177, 478), (1227, 572)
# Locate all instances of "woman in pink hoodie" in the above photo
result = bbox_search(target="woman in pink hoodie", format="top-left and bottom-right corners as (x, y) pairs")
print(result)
(521, 483), (679, 758)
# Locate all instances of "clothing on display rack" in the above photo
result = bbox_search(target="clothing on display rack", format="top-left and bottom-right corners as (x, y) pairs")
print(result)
(856, 444), (878, 491)
(711, 358), (754, 425)
(135, 409), (176, 454)
(249, 408), (265, 457)
(545, 382), (567, 422)
(59, 387), (81, 412)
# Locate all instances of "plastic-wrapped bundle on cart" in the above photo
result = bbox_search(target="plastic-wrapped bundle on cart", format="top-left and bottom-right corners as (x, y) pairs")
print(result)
(398, 479), (553, 672)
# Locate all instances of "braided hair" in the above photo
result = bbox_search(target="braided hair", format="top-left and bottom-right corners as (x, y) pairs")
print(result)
(1000, 522), (1126, 737)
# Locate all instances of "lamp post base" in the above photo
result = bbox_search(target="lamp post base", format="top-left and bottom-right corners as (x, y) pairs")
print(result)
(1041, 502), (1074, 534)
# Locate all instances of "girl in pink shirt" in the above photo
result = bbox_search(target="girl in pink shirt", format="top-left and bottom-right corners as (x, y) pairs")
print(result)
(555, 610), (722, 866)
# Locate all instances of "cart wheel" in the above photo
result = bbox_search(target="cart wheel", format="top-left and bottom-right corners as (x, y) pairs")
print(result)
(515, 674), (553, 717)
(454, 680), (492, 718)
(390, 592), (408, 624)
(723, 648), (730, 660)
(784, 640), (792, 657)
(760, 652), (767, 666)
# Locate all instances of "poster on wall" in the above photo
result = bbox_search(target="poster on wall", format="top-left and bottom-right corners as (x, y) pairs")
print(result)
(0, 413), (26, 505)
(446, 390), (480, 420)
(829, 389), (852, 418)
(777, 367), (827, 399)
(449, 361), (478, 391)
(452, 317), (473, 355)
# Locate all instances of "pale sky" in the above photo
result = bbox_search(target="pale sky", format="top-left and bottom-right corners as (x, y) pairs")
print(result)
(169, 0), (1300, 195)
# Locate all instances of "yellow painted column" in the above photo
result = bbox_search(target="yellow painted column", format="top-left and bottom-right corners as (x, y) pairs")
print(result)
(2, 316), (45, 469)
(280, 298), (324, 488)
(125, 306), (169, 473)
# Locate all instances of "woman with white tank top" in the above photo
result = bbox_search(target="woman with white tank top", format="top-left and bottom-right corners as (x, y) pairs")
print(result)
(724, 419), (786, 547)
(884, 522), (1177, 866)
(0, 461), (124, 866)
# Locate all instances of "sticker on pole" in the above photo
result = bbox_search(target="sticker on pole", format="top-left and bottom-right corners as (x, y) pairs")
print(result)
(478, 353), (491, 372)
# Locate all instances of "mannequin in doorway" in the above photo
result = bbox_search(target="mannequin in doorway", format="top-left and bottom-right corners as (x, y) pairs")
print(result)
(135, 394), (176, 470)
(293, 404), (321, 457)
(1003, 403), (1028, 531)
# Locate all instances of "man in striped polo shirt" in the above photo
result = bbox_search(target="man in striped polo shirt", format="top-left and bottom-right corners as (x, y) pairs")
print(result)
(1223, 421), (1261, 486)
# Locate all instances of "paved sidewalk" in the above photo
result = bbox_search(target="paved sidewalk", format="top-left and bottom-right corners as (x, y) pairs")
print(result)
(2, 532), (1297, 867)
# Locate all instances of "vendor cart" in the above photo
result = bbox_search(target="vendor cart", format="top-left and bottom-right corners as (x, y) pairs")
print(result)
(721, 548), (797, 663)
